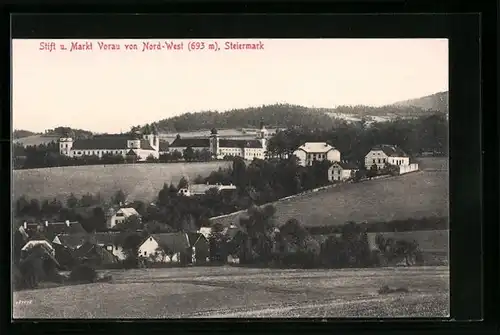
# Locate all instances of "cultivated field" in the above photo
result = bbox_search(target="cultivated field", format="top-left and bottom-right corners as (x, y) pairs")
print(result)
(13, 161), (232, 202)
(212, 158), (448, 227)
(13, 265), (449, 318)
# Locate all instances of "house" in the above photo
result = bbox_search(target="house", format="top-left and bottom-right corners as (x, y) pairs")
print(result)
(197, 227), (213, 239)
(293, 142), (341, 167)
(21, 240), (55, 258)
(178, 183), (237, 197)
(138, 232), (208, 264)
(168, 122), (269, 161)
(58, 128), (160, 162)
(22, 220), (86, 240)
(328, 161), (359, 182)
(73, 241), (119, 267)
(108, 207), (141, 228)
(53, 231), (128, 261)
(364, 144), (410, 170)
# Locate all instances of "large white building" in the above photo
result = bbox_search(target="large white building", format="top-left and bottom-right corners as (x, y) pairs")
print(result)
(168, 122), (268, 160)
(293, 142), (341, 167)
(59, 130), (160, 162)
(364, 144), (410, 170)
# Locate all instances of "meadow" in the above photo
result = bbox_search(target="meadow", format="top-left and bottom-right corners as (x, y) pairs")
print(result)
(13, 134), (60, 147)
(212, 158), (448, 228)
(13, 265), (449, 318)
(13, 161), (232, 202)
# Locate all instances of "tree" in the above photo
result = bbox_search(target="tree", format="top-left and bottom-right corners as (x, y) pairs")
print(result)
(239, 204), (277, 263)
(112, 190), (127, 206)
(367, 164), (378, 179)
(177, 177), (189, 190)
(121, 233), (144, 259)
(208, 223), (229, 263)
(146, 154), (157, 163)
(182, 146), (195, 162)
(66, 193), (79, 209)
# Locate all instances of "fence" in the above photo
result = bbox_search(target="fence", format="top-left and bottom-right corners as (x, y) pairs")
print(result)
(399, 163), (419, 175)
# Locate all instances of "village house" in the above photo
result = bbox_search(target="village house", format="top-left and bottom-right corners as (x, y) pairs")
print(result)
(328, 161), (359, 182)
(364, 144), (410, 170)
(178, 183), (237, 197)
(168, 122), (268, 161)
(53, 231), (129, 262)
(72, 241), (119, 268)
(22, 220), (86, 240)
(108, 207), (141, 228)
(58, 127), (161, 162)
(137, 232), (209, 264)
(293, 142), (341, 167)
(21, 240), (55, 258)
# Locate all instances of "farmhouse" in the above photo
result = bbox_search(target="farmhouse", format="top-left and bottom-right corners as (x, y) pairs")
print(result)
(22, 220), (86, 239)
(168, 122), (268, 160)
(364, 144), (410, 170)
(328, 161), (359, 182)
(59, 128), (160, 162)
(293, 142), (341, 167)
(138, 232), (209, 264)
(53, 232), (128, 261)
(178, 183), (237, 197)
(72, 241), (119, 267)
(21, 240), (55, 257)
(108, 207), (141, 228)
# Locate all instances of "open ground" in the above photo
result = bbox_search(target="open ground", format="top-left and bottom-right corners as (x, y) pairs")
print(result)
(13, 161), (232, 202)
(212, 157), (448, 227)
(13, 265), (449, 318)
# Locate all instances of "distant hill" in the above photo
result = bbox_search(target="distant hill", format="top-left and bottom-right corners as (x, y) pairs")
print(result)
(148, 95), (446, 133)
(13, 126), (94, 147)
(391, 91), (448, 113)
(152, 104), (341, 133)
(13, 130), (38, 139)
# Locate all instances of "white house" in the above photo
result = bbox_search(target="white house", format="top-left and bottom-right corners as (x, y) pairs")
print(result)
(364, 144), (410, 170)
(293, 142), (341, 167)
(328, 161), (359, 182)
(108, 207), (141, 228)
(138, 233), (190, 263)
(178, 183), (237, 197)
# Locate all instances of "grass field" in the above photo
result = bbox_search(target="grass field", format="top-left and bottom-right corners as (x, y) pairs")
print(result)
(13, 265), (449, 318)
(13, 161), (232, 202)
(212, 158), (448, 227)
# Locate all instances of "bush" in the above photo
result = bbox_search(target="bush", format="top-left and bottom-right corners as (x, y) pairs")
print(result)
(69, 264), (97, 283)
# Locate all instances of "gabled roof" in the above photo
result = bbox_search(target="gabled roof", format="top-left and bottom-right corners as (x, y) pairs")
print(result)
(117, 207), (140, 217)
(222, 226), (241, 240)
(370, 144), (408, 157)
(27, 221), (86, 238)
(53, 233), (89, 249)
(21, 240), (54, 253)
(219, 139), (263, 149)
(72, 138), (129, 150)
(330, 161), (359, 170)
(90, 231), (130, 246)
(126, 149), (137, 156)
(170, 138), (210, 148)
(74, 242), (118, 264)
(149, 233), (191, 254)
(186, 232), (207, 246)
(295, 142), (336, 153)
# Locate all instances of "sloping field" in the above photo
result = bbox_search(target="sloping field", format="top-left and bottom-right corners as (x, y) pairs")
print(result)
(212, 170), (448, 227)
(13, 265), (449, 318)
(13, 135), (59, 147)
(13, 162), (232, 202)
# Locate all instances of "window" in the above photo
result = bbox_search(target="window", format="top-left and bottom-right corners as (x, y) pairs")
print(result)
(373, 159), (376, 163)
(149, 237), (153, 241)
(143, 251), (147, 256)
(378, 159), (381, 163)
(107, 245), (113, 251)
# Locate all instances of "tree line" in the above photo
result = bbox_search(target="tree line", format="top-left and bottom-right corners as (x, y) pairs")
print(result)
(208, 205), (425, 269)
(266, 114), (448, 164)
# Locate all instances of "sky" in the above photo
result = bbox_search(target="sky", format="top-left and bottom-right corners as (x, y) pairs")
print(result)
(12, 38), (448, 133)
